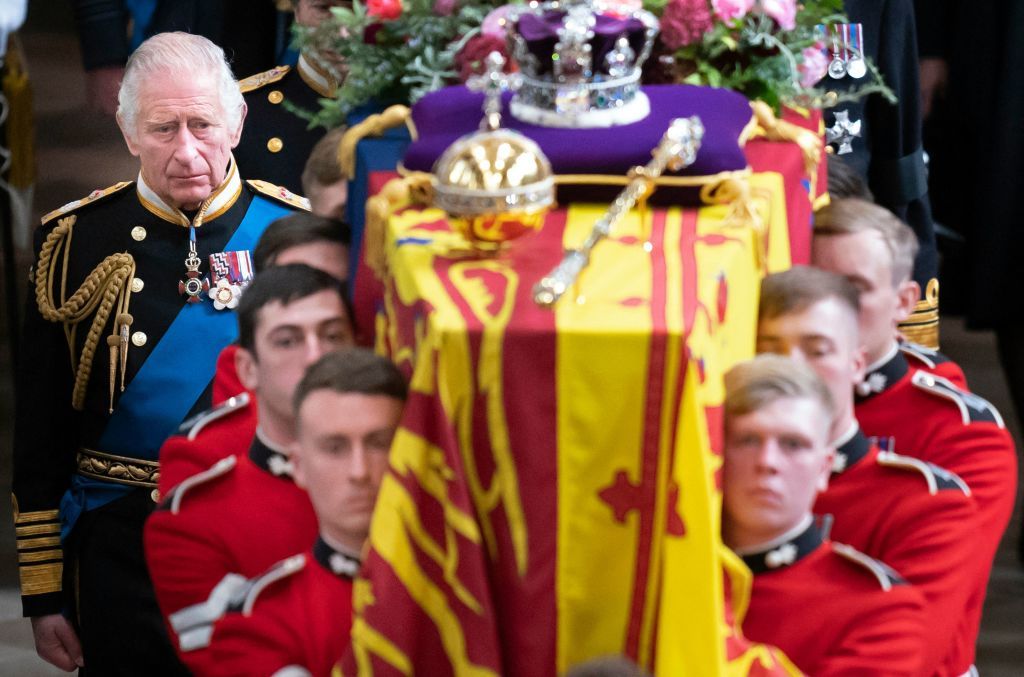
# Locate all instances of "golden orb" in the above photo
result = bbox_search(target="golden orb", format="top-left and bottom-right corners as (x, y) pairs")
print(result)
(433, 128), (555, 246)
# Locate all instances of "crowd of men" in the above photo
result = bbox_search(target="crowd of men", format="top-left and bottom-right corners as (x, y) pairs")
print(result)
(9, 0), (1019, 675)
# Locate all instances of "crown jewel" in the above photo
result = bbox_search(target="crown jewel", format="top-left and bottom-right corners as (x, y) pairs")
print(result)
(507, 0), (659, 128)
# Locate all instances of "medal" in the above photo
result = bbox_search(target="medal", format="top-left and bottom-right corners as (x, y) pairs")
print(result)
(827, 27), (846, 79)
(178, 226), (210, 303)
(207, 250), (254, 310)
(825, 109), (862, 155)
(846, 23), (867, 79)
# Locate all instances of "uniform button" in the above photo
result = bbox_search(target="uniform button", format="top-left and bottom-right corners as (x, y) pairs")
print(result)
(823, 91), (839, 107)
(151, 489), (161, 503)
(131, 226), (147, 241)
(131, 277), (144, 293)
(131, 331), (147, 347)
(267, 137), (284, 153)
(268, 90), (284, 104)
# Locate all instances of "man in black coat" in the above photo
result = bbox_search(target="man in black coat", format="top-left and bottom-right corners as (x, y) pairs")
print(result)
(822, 0), (937, 294)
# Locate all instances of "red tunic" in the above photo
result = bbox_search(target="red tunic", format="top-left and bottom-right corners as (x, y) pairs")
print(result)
(855, 346), (1017, 671)
(144, 435), (317, 672)
(207, 538), (356, 676)
(741, 521), (927, 676)
(814, 430), (977, 675)
(211, 343), (249, 405)
(158, 390), (258, 495)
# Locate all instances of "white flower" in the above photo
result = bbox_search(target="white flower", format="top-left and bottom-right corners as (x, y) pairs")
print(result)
(209, 278), (242, 310)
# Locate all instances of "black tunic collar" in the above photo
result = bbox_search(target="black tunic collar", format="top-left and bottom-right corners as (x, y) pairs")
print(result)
(832, 427), (872, 475)
(313, 536), (361, 580)
(856, 344), (908, 402)
(248, 431), (293, 479)
(739, 519), (825, 575)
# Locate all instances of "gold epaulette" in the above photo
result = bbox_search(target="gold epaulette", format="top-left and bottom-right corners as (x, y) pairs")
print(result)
(238, 65), (291, 94)
(40, 181), (133, 225)
(898, 277), (940, 349)
(246, 179), (311, 211)
(12, 496), (62, 597)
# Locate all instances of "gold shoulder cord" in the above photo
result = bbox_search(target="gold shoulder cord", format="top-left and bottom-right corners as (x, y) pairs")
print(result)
(35, 215), (136, 412)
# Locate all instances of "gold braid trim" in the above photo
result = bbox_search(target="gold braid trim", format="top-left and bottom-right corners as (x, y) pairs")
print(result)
(749, 100), (823, 177)
(899, 277), (940, 350)
(338, 105), (413, 180)
(364, 173), (435, 280)
(699, 177), (768, 273)
(35, 215), (136, 411)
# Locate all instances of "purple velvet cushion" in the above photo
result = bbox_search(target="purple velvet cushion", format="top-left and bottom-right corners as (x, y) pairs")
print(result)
(403, 84), (752, 178)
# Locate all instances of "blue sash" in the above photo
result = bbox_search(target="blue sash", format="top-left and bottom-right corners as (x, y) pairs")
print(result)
(60, 195), (290, 540)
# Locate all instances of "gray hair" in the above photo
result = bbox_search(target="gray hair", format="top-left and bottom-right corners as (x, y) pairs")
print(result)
(117, 32), (244, 138)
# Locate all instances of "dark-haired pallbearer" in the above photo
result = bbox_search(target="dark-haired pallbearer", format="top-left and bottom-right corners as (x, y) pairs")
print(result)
(723, 355), (927, 675)
(206, 349), (406, 675)
(144, 264), (354, 672)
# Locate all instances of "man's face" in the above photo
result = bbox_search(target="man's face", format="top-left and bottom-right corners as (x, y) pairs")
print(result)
(308, 179), (348, 222)
(294, 0), (348, 27)
(292, 390), (402, 549)
(120, 72), (243, 211)
(756, 298), (864, 432)
(236, 289), (355, 429)
(812, 231), (906, 362)
(723, 397), (833, 547)
(276, 241), (350, 281)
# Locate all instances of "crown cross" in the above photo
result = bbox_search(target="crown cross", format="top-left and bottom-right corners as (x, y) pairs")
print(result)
(467, 51), (522, 131)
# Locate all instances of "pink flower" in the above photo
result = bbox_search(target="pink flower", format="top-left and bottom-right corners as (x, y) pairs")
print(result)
(659, 0), (715, 50)
(433, 0), (456, 16)
(481, 5), (517, 40)
(454, 35), (513, 82)
(797, 45), (829, 87)
(712, 0), (753, 21)
(758, 0), (796, 31)
(367, 0), (402, 21)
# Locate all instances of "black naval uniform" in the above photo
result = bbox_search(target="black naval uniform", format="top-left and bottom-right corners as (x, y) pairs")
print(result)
(12, 161), (306, 675)
(823, 0), (937, 289)
(233, 54), (337, 195)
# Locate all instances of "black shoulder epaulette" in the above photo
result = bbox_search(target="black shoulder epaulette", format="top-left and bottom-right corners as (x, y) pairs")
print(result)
(899, 341), (951, 369)
(175, 392), (251, 440)
(238, 65), (291, 93)
(162, 455), (238, 515)
(832, 542), (907, 591)
(910, 371), (1004, 427)
(240, 553), (306, 615)
(876, 450), (971, 497)
(246, 179), (311, 212)
(40, 182), (134, 225)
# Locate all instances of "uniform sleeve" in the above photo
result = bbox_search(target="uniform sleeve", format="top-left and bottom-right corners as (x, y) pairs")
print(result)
(12, 228), (81, 617)
(158, 435), (217, 497)
(820, 586), (927, 677)
(207, 597), (301, 676)
(143, 499), (238, 646)
(871, 491), (978, 673)
(71, 0), (131, 70)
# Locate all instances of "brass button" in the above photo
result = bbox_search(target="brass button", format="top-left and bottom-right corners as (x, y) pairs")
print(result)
(131, 331), (147, 347)
(268, 90), (284, 104)
(131, 277), (144, 293)
(267, 137), (283, 153)
(131, 226), (147, 241)
(823, 91), (839, 107)
(151, 489), (161, 503)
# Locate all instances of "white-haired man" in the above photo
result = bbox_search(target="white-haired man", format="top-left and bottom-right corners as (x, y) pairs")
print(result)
(13, 32), (308, 674)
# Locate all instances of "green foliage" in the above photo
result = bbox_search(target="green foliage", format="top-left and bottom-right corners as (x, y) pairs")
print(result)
(296, 0), (506, 126)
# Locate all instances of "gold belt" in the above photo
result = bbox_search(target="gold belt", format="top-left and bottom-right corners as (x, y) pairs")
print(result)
(76, 448), (160, 489)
